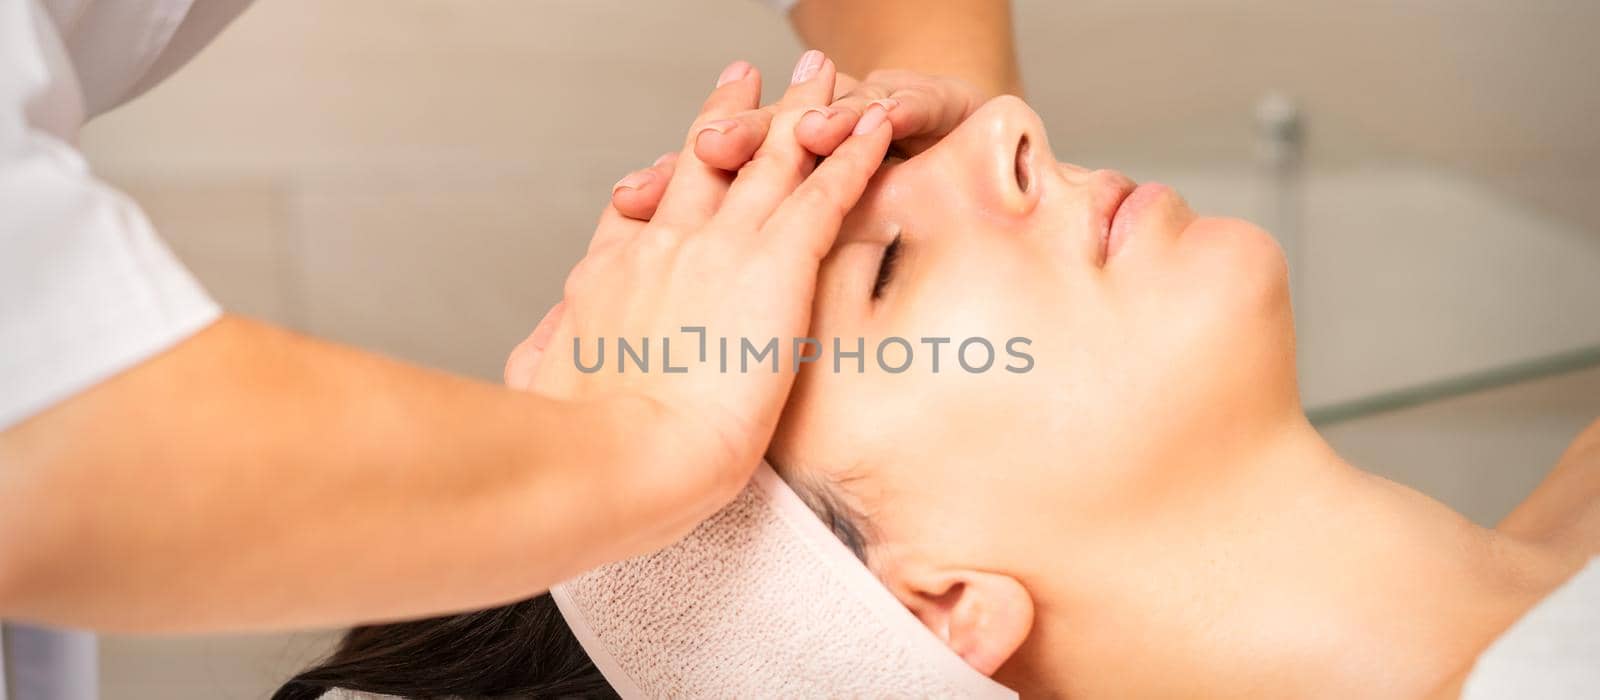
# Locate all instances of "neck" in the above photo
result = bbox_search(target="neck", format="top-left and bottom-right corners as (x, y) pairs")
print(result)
(1004, 417), (1567, 699)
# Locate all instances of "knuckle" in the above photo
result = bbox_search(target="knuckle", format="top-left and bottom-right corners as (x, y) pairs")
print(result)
(742, 118), (773, 140)
(625, 248), (654, 277)
(563, 259), (594, 299)
(782, 103), (823, 124)
(689, 115), (722, 134)
(638, 225), (682, 257)
(745, 146), (797, 174)
(791, 182), (847, 221)
(892, 83), (935, 103)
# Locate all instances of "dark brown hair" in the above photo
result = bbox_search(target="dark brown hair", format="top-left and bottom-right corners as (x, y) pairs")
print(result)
(272, 592), (613, 700)
(274, 470), (870, 699)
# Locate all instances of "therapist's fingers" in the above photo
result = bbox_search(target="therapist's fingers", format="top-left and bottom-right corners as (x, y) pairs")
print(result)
(712, 50), (839, 230)
(799, 71), (985, 157)
(762, 104), (893, 260)
(589, 195), (657, 254)
(792, 103), (864, 156)
(649, 61), (762, 228)
(610, 152), (678, 222)
(691, 73), (857, 170)
(504, 301), (566, 391)
(693, 107), (776, 171)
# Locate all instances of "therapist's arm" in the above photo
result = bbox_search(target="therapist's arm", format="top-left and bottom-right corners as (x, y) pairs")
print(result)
(0, 316), (664, 633)
(788, 0), (1022, 96)
(0, 54), (886, 634)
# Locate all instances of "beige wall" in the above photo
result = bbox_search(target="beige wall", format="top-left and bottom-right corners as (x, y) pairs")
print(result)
(78, 1), (1600, 697)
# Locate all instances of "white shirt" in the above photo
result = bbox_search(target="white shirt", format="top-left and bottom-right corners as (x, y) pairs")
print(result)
(2, 2), (251, 696)
(0, 0), (255, 432)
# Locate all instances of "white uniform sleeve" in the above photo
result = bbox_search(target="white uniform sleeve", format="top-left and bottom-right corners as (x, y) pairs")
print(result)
(0, 0), (220, 430)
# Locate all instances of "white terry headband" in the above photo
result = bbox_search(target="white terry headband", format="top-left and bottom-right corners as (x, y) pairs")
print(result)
(551, 463), (1018, 698)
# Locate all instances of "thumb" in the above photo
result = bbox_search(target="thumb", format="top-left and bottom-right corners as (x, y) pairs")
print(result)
(504, 301), (566, 390)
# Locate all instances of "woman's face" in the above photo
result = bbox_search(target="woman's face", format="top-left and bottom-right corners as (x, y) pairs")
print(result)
(769, 95), (1298, 618)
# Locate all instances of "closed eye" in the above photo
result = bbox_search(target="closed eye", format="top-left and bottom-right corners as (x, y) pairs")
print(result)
(868, 154), (907, 301)
(872, 233), (902, 300)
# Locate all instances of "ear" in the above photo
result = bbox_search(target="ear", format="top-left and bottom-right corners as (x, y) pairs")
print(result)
(888, 566), (1034, 676)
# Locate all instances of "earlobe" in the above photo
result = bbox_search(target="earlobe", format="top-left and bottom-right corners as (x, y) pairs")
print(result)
(894, 567), (1034, 676)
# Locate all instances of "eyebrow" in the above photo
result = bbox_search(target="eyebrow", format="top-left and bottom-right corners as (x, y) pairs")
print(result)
(816, 487), (870, 562)
(774, 464), (872, 562)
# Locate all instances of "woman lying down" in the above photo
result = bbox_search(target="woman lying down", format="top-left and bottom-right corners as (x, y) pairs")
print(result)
(276, 87), (1600, 699)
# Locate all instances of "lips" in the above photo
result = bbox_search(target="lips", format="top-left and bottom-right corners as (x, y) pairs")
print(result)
(1088, 171), (1138, 265)
(1106, 182), (1181, 263)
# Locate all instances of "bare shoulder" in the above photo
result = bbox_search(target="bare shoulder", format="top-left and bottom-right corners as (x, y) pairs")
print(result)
(1429, 421), (1600, 700)
(1497, 417), (1600, 558)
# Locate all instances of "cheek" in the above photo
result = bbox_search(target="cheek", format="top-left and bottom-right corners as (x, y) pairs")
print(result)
(1143, 217), (1299, 425)
(896, 240), (1053, 345)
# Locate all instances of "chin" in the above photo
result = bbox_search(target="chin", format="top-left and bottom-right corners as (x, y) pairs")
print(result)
(1191, 216), (1292, 312)
(1145, 229), (1299, 435)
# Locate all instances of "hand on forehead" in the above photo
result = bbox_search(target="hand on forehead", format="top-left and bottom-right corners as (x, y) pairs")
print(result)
(611, 67), (992, 221)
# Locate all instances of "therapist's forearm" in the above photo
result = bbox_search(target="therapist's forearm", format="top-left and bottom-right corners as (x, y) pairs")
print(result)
(789, 0), (1022, 96)
(0, 315), (654, 633)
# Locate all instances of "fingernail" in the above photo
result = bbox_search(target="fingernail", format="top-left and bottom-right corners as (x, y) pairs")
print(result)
(716, 61), (751, 88)
(652, 152), (678, 167)
(697, 119), (737, 138)
(791, 49), (824, 85)
(799, 107), (833, 130)
(853, 104), (889, 135)
(871, 98), (900, 113)
(612, 170), (654, 193)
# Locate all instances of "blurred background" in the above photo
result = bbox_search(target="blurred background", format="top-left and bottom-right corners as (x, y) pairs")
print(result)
(74, 0), (1600, 696)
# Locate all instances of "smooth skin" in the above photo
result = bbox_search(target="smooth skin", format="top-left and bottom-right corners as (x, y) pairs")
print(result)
(0, 41), (918, 632)
(790, 99), (1598, 697)
(605, 94), (1594, 697)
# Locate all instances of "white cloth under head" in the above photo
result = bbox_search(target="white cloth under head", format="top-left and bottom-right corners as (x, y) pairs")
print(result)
(552, 463), (1017, 698)
(1463, 556), (1600, 698)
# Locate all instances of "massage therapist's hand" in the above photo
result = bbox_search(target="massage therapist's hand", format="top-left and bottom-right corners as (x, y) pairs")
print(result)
(505, 52), (892, 549)
(610, 69), (990, 220)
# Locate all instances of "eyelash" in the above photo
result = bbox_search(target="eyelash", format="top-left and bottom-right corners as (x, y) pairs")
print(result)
(872, 233), (902, 300)
(869, 153), (907, 300)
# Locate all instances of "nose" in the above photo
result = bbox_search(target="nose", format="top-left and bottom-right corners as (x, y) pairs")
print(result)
(924, 95), (1051, 217)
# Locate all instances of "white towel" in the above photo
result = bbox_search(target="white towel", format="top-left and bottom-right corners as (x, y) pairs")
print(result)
(552, 464), (1016, 698)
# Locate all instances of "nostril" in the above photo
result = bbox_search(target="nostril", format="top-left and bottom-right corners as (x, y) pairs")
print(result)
(1014, 133), (1033, 193)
